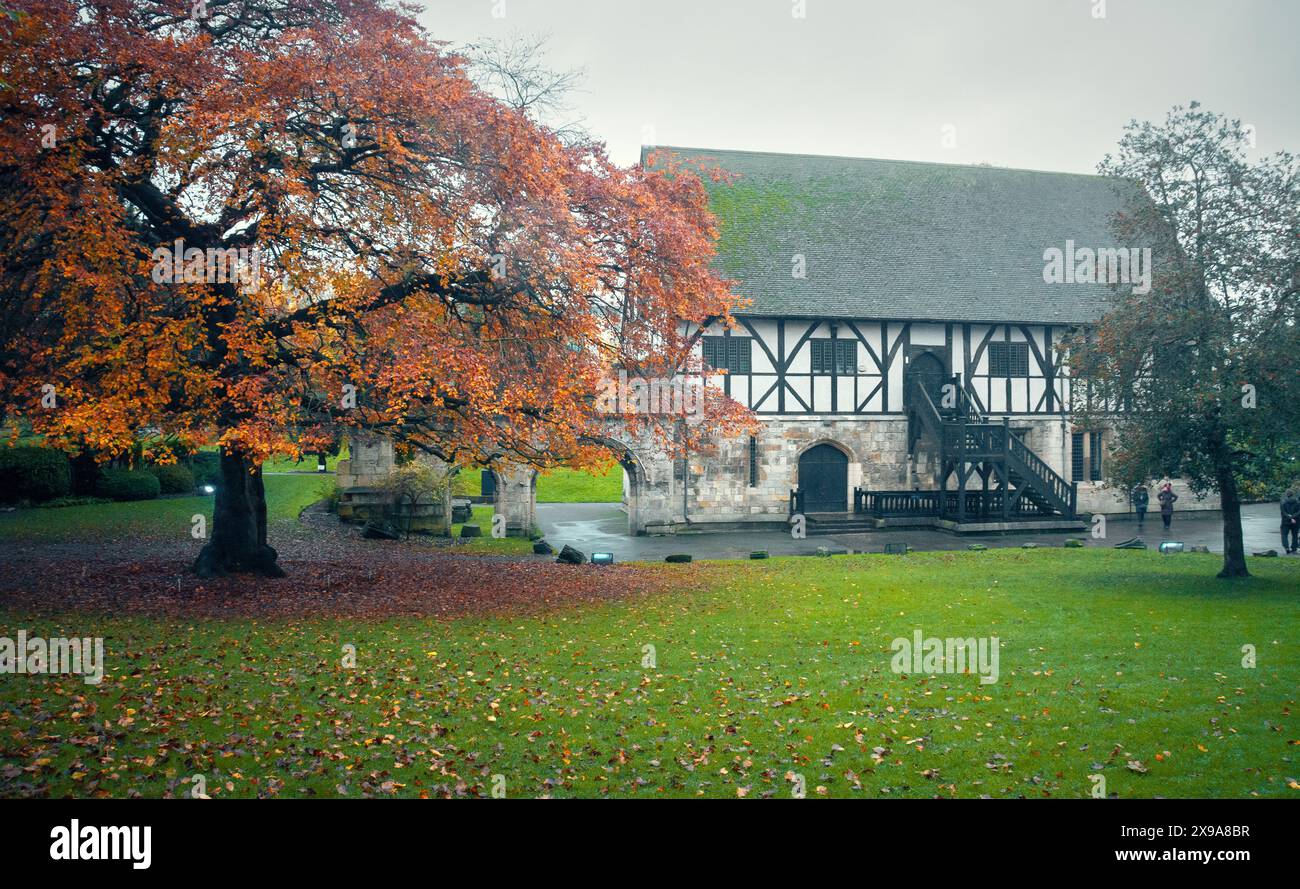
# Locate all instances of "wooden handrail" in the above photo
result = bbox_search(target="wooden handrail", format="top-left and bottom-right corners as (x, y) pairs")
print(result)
(1005, 431), (1075, 517)
(909, 376), (1077, 519)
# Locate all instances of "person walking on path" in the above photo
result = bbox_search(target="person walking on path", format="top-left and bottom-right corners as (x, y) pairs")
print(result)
(1157, 482), (1178, 532)
(1132, 484), (1149, 526)
(1281, 490), (1300, 555)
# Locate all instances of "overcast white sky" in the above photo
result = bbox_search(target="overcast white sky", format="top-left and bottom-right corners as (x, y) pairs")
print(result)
(421, 0), (1298, 172)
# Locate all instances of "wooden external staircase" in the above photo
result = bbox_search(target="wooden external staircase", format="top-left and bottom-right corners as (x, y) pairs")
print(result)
(786, 375), (1078, 531)
(906, 375), (1077, 522)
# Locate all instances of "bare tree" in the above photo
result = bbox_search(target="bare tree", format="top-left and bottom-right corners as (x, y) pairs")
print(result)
(464, 32), (589, 144)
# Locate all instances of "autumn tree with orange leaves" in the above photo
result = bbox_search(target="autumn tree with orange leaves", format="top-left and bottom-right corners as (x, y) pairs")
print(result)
(0, 0), (752, 577)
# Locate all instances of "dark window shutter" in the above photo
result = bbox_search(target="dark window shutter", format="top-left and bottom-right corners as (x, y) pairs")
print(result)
(748, 436), (758, 486)
(989, 342), (1029, 377)
(836, 340), (856, 374)
(702, 336), (718, 369)
(728, 337), (751, 373)
(1089, 431), (1103, 481)
(812, 339), (844, 374)
(1011, 343), (1029, 377)
(1071, 432), (1085, 482)
(704, 335), (750, 372)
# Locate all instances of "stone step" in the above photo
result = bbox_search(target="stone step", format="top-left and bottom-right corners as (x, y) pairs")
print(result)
(806, 522), (878, 535)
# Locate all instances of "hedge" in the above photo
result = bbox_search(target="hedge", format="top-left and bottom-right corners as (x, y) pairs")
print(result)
(149, 462), (195, 494)
(39, 495), (113, 508)
(0, 446), (72, 503)
(96, 468), (161, 502)
(189, 451), (221, 488)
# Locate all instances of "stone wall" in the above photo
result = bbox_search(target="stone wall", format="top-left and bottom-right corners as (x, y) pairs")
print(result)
(336, 434), (453, 533)
(1012, 417), (1071, 478)
(335, 434), (394, 525)
(1019, 419), (1221, 515)
(611, 412), (1220, 533)
(598, 430), (678, 535)
(686, 417), (913, 520)
(1077, 478), (1220, 515)
(335, 435), (394, 491)
(611, 416), (915, 531)
(491, 466), (537, 536)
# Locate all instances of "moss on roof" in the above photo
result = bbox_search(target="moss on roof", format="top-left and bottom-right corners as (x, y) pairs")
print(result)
(646, 146), (1139, 325)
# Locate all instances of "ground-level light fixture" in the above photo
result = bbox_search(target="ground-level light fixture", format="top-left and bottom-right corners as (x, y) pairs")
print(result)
(202, 485), (216, 494)
(1158, 541), (1185, 553)
(590, 552), (615, 565)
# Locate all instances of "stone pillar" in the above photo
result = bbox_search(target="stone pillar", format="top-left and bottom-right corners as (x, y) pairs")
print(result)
(633, 452), (677, 534)
(336, 434), (394, 488)
(336, 435), (452, 533)
(335, 434), (395, 524)
(621, 459), (640, 534)
(493, 465), (537, 537)
(415, 453), (454, 536)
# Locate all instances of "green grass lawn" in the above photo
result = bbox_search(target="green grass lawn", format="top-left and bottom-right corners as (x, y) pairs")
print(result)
(536, 466), (622, 503)
(0, 474), (532, 555)
(449, 505), (534, 555)
(261, 448), (347, 474)
(196, 443), (346, 474)
(1, 549), (1295, 798)
(0, 474), (328, 542)
(461, 465), (623, 503)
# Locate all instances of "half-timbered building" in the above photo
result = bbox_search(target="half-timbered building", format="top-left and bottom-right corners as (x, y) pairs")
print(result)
(608, 147), (1216, 535)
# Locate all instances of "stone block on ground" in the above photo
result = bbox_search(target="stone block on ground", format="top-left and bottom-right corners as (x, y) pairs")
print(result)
(451, 498), (472, 524)
(556, 545), (586, 565)
(363, 521), (400, 540)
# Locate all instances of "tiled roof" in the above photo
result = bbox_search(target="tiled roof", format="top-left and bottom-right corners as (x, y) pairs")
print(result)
(644, 145), (1141, 325)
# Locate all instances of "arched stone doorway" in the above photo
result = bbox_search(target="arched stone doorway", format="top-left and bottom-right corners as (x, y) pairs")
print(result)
(590, 437), (656, 536)
(798, 443), (850, 512)
(618, 453), (645, 535)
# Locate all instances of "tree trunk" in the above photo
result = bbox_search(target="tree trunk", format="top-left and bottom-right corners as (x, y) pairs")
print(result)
(70, 449), (101, 496)
(192, 449), (285, 578)
(1215, 463), (1249, 579)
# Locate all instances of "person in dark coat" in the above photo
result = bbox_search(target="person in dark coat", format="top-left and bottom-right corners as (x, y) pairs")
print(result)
(1157, 482), (1177, 531)
(1281, 490), (1300, 555)
(1132, 484), (1149, 525)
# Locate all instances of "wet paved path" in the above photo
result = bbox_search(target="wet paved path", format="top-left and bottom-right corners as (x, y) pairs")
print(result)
(536, 501), (1294, 562)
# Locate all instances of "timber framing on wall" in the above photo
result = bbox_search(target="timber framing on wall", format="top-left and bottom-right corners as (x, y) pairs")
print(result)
(708, 316), (1069, 417)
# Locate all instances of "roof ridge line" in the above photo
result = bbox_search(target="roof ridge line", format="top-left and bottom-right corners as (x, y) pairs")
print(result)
(640, 144), (1110, 180)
